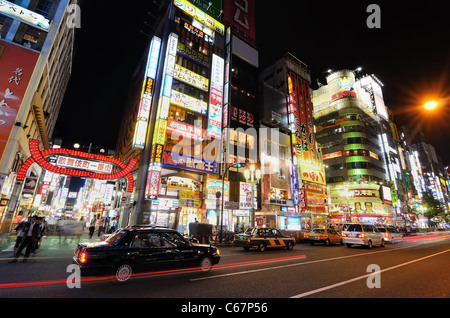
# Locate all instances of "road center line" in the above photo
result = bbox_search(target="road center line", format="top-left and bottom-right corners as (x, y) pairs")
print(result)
(191, 245), (415, 282)
(290, 248), (450, 298)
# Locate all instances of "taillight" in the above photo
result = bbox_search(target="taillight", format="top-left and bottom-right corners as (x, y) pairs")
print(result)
(357, 233), (365, 238)
(78, 251), (87, 263)
(247, 238), (251, 243)
(342, 233), (347, 237)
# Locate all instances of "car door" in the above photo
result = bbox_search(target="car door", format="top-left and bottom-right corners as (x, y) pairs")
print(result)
(129, 232), (166, 269)
(328, 229), (340, 243)
(160, 231), (196, 267)
(273, 229), (288, 247)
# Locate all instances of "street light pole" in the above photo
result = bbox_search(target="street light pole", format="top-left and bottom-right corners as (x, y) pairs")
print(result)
(219, 162), (245, 243)
(245, 164), (261, 228)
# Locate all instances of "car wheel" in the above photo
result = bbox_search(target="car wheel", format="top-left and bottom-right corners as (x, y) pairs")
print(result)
(258, 242), (266, 252)
(346, 244), (352, 248)
(200, 256), (213, 272)
(310, 242), (314, 246)
(380, 239), (385, 247)
(287, 241), (294, 250)
(113, 262), (134, 283)
(324, 239), (330, 246)
(367, 240), (373, 249)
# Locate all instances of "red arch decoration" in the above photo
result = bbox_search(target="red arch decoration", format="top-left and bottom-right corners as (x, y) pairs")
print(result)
(17, 139), (136, 193)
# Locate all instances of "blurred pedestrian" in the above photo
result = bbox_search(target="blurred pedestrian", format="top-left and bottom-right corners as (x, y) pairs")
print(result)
(9, 215), (40, 263)
(12, 218), (27, 256)
(33, 217), (46, 255)
(97, 216), (105, 237)
(89, 215), (96, 239)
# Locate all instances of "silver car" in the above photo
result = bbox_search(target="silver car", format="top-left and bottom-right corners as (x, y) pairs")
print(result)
(342, 223), (385, 248)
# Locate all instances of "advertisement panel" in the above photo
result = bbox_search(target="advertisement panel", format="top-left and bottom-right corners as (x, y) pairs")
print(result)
(0, 40), (39, 161)
(174, 64), (209, 92)
(223, 0), (256, 45)
(174, 0), (224, 35)
(207, 54), (224, 139)
(0, 0), (50, 31)
(162, 150), (219, 175)
(300, 160), (326, 185)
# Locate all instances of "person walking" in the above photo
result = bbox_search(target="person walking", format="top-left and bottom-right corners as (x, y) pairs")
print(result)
(12, 219), (27, 256)
(89, 215), (97, 239)
(33, 217), (47, 255)
(9, 215), (40, 263)
(97, 216), (105, 237)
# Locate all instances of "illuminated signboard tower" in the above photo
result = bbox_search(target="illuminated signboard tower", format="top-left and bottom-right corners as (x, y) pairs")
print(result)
(122, 0), (227, 228)
(261, 53), (327, 231)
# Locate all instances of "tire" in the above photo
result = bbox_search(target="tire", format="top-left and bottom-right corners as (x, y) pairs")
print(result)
(113, 262), (134, 283)
(200, 256), (213, 272)
(258, 242), (266, 252)
(367, 240), (373, 249)
(346, 244), (352, 248)
(324, 239), (330, 246)
(286, 241), (294, 250)
(380, 239), (385, 247)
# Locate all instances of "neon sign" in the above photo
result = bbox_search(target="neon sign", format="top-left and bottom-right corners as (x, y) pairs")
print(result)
(173, 0), (224, 35)
(0, 0), (50, 31)
(17, 140), (137, 193)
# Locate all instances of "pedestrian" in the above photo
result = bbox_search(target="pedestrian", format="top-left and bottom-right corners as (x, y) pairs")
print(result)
(12, 219), (27, 256)
(33, 217), (46, 255)
(9, 215), (40, 263)
(89, 215), (96, 239)
(97, 216), (105, 237)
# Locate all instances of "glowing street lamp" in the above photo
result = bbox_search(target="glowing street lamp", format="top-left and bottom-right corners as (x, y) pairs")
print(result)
(424, 101), (438, 110)
(244, 164), (261, 227)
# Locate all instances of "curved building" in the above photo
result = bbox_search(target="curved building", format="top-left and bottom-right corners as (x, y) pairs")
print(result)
(313, 70), (397, 226)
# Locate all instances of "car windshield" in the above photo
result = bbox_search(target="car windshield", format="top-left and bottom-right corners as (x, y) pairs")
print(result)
(378, 228), (387, 232)
(311, 229), (325, 234)
(244, 228), (254, 235)
(343, 224), (362, 232)
(105, 230), (127, 245)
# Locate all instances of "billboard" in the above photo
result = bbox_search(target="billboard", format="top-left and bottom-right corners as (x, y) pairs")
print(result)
(0, 40), (39, 161)
(223, 0), (256, 45)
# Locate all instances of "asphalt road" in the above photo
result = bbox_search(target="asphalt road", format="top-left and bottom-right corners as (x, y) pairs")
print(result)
(0, 233), (449, 304)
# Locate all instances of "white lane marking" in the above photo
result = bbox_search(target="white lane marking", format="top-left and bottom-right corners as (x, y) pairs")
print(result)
(191, 245), (415, 282)
(290, 248), (450, 298)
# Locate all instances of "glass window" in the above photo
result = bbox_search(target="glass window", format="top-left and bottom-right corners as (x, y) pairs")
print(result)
(161, 231), (188, 247)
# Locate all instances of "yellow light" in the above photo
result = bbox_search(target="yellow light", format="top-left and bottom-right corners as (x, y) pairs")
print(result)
(424, 101), (438, 110)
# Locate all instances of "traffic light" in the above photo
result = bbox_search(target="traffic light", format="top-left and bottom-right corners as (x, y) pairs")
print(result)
(235, 162), (246, 168)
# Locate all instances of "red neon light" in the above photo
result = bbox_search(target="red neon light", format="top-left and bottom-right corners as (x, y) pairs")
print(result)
(17, 140), (136, 192)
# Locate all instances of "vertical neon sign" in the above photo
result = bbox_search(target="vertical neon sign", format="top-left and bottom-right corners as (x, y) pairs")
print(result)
(132, 36), (162, 150)
(146, 33), (179, 200)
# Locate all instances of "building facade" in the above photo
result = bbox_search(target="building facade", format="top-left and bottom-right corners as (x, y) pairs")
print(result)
(260, 53), (328, 233)
(0, 0), (76, 232)
(313, 70), (405, 227)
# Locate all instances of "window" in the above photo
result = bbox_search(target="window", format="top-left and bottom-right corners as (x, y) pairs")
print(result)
(161, 232), (188, 247)
(131, 232), (164, 248)
(35, 0), (53, 18)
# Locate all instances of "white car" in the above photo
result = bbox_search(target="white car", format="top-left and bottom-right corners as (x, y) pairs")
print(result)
(342, 223), (385, 248)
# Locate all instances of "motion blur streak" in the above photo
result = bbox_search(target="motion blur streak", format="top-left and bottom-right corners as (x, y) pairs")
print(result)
(0, 255), (306, 289)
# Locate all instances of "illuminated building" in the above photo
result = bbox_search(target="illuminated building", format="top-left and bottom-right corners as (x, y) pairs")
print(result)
(0, 0), (77, 232)
(116, 0), (260, 232)
(261, 53), (328, 232)
(313, 70), (405, 226)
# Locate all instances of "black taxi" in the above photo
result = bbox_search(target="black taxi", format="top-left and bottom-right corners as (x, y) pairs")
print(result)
(234, 227), (296, 252)
(73, 226), (220, 283)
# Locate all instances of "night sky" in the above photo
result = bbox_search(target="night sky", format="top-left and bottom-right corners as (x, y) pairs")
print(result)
(54, 1), (450, 164)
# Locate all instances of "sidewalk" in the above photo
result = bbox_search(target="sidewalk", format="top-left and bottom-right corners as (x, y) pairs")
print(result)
(0, 232), (102, 257)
